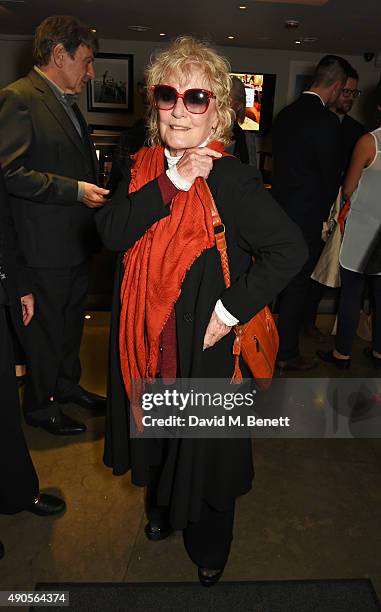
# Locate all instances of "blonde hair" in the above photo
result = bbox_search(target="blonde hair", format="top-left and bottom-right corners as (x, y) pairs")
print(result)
(145, 36), (234, 145)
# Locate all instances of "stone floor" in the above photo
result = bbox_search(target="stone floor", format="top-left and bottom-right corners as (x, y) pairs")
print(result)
(1, 313), (381, 608)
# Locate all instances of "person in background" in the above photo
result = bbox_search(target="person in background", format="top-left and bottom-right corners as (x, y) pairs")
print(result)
(318, 84), (381, 368)
(272, 55), (350, 370)
(96, 36), (306, 586)
(329, 65), (365, 178)
(228, 75), (257, 168)
(0, 15), (109, 436)
(107, 82), (149, 193)
(304, 65), (366, 340)
(0, 168), (65, 560)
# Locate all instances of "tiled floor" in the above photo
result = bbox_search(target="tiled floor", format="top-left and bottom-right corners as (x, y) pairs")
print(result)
(1, 313), (381, 605)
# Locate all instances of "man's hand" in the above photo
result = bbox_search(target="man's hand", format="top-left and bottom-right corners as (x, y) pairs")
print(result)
(203, 310), (232, 350)
(176, 147), (222, 184)
(82, 182), (110, 208)
(20, 293), (34, 326)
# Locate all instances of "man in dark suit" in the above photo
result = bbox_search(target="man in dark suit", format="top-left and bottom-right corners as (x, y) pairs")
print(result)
(0, 16), (109, 435)
(1, 168), (65, 559)
(329, 66), (365, 176)
(272, 55), (350, 370)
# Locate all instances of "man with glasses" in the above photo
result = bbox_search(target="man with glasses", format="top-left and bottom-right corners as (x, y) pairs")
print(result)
(329, 66), (365, 176)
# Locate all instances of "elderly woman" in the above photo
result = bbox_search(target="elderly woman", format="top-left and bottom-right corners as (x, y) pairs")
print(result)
(96, 37), (306, 586)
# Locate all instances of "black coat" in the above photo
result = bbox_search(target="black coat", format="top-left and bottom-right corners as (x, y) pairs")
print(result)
(272, 93), (343, 239)
(0, 69), (99, 267)
(0, 167), (31, 328)
(96, 154), (307, 528)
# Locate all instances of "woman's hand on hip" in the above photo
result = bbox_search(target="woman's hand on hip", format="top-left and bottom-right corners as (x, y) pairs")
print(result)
(203, 310), (232, 350)
(176, 147), (222, 183)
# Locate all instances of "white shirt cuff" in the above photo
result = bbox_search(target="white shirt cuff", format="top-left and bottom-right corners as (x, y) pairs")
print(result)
(166, 166), (193, 191)
(77, 181), (85, 202)
(214, 299), (239, 326)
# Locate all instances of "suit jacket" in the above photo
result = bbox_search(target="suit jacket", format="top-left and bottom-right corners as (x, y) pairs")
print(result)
(272, 93), (343, 239)
(0, 166), (31, 335)
(0, 69), (99, 268)
(340, 114), (365, 177)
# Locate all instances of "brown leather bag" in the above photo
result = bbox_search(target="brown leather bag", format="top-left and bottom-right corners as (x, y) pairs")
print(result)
(202, 179), (279, 390)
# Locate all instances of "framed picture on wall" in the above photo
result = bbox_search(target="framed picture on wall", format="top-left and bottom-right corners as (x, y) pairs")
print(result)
(87, 52), (133, 113)
(287, 60), (315, 103)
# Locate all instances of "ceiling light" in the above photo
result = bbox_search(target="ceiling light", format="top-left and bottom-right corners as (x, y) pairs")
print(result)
(85, 314), (91, 319)
(285, 19), (300, 29)
(91, 28), (97, 33)
(228, 35), (235, 40)
(159, 32), (166, 36)
(301, 36), (318, 43)
(295, 39), (302, 44)
(127, 25), (152, 32)
(239, 5), (247, 8)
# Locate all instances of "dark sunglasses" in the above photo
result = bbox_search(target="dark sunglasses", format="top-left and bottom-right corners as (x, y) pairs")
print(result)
(151, 84), (215, 114)
(342, 88), (362, 98)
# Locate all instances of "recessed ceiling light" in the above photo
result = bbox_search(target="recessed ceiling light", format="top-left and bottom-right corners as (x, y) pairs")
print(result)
(85, 314), (91, 319)
(228, 35), (235, 39)
(159, 32), (166, 36)
(301, 36), (318, 43)
(285, 19), (300, 29)
(295, 39), (302, 44)
(91, 28), (97, 33)
(239, 5), (247, 8)
(128, 25), (152, 32)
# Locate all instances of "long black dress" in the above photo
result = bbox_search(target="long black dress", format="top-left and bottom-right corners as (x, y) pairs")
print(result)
(96, 154), (307, 529)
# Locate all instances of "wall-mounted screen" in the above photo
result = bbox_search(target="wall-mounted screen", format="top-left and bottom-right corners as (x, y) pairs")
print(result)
(230, 72), (276, 135)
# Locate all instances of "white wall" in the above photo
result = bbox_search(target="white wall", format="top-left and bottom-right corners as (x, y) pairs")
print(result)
(1, 34), (380, 149)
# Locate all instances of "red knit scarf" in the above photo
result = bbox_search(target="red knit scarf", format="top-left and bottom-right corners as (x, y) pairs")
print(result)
(119, 142), (225, 409)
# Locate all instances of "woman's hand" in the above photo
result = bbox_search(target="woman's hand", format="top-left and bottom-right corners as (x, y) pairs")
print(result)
(20, 293), (34, 326)
(203, 310), (232, 350)
(176, 147), (222, 184)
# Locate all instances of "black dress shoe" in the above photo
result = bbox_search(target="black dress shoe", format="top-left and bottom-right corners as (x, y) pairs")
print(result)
(317, 349), (351, 369)
(58, 385), (106, 411)
(0, 540), (4, 560)
(25, 410), (86, 435)
(144, 521), (174, 541)
(198, 567), (224, 587)
(276, 355), (318, 372)
(26, 493), (66, 516)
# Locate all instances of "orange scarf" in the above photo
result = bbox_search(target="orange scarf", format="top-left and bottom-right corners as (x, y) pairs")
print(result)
(119, 142), (224, 406)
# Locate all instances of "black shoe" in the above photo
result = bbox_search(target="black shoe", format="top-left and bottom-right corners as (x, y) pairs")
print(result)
(198, 567), (224, 587)
(0, 540), (4, 560)
(58, 385), (106, 411)
(363, 347), (381, 369)
(25, 409), (86, 435)
(317, 349), (351, 369)
(276, 355), (318, 372)
(144, 521), (173, 541)
(26, 493), (66, 516)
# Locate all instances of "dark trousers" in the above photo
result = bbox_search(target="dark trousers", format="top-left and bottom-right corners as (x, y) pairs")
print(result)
(277, 232), (324, 360)
(335, 267), (381, 355)
(22, 261), (89, 420)
(0, 306), (39, 513)
(146, 467), (235, 569)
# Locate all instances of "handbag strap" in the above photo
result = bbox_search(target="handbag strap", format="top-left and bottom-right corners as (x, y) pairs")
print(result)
(198, 178), (231, 289)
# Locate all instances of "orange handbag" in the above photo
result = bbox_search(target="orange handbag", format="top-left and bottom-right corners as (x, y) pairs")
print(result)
(202, 179), (279, 390)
